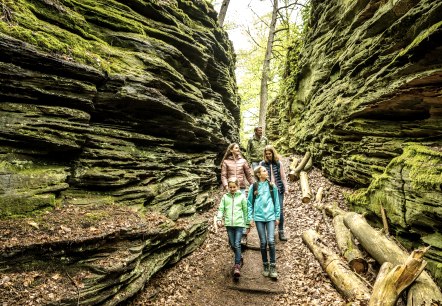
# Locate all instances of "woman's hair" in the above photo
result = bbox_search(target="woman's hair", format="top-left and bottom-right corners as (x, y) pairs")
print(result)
(263, 145), (279, 163)
(227, 177), (239, 186)
(220, 143), (240, 166)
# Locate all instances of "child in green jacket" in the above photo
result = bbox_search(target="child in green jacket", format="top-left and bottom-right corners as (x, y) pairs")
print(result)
(217, 177), (250, 278)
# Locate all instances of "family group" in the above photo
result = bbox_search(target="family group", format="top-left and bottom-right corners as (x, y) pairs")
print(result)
(216, 127), (289, 280)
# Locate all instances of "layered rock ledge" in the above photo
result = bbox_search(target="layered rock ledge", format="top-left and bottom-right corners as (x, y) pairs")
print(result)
(271, 0), (442, 286)
(0, 0), (237, 303)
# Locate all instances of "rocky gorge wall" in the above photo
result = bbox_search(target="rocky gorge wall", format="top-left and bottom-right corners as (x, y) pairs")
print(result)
(0, 0), (237, 304)
(270, 0), (442, 286)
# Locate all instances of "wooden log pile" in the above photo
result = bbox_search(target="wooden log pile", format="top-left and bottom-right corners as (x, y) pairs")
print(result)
(302, 196), (442, 305)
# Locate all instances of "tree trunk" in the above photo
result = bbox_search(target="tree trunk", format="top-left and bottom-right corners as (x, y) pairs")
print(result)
(333, 214), (368, 274)
(369, 247), (429, 306)
(217, 0), (230, 27)
(258, 0), (278, 134)
(302, 229), (371, 303)
(300, 171), (311, 203)
(344, 212), (442, 306)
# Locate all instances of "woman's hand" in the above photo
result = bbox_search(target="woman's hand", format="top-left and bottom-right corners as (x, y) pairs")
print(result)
(275, 219), (280, 226)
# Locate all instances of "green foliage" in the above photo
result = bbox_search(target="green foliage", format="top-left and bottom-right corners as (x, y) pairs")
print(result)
(235, 1), (309, 145)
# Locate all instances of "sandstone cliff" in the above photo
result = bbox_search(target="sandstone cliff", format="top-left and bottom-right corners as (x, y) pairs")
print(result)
(272, 0), (442, 286)
(0, 0), (237, 304)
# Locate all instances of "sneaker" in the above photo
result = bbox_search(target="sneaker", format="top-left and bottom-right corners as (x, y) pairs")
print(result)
(262, 263), (270, 277)
(269, 263), (278, 279)
(233, 264), (241, 278)
(279, 231), (288, 241)
(240, 234), (247, 245)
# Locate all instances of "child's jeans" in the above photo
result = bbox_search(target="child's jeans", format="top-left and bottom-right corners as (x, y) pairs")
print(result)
(226, 226), (243, 265)
(255, 220), (276, 264)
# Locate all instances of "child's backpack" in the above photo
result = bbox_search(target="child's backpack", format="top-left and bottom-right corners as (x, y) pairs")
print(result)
(251, 180), (275, 209)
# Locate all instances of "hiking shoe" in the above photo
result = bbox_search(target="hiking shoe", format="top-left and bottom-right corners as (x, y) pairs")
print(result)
(240, 234), (247, 245)
(262, 263), (270, 277)
(269, 263), (278, 279)
(279, 231), (288, 241)
(233, 264), (241, 278)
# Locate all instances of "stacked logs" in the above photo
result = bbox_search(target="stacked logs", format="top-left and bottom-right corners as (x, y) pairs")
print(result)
(289, 152), (313, 203)
(301, 190), (442, 305)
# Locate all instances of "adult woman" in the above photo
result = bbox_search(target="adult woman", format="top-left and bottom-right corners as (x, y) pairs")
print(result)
(221, 143), (254, 244)
(221, 143), (254, 194)
(259, 145), (289, 241)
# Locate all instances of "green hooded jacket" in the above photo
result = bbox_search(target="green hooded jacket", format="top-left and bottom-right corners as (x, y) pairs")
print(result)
(217, 191), (249, 228)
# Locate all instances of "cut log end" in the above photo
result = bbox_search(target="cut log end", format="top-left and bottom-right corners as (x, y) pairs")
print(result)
(302, 196), (311, 203)
(349, 258), (369, 274)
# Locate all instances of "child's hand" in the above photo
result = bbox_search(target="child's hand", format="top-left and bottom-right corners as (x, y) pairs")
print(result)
(217, 220), (223, 227)
(250, 220), (255, 227)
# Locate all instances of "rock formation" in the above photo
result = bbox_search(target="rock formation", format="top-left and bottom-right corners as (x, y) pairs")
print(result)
(272, 0), (442, 286)
(0, 0), (238, 303)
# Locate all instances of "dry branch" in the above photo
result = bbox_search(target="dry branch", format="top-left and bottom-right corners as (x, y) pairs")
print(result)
(302, 229), (371, 303)
(289, 152), (311, 181)
(303, 155), (313, 172)
(315, 187), (324, 203)
(294, 151), (311, 173)
(300, 171), (311, 203)
(344, 212), (442, 306)
(380, 206), (389, 236)
(213, 215), (218, 233)
(288, 158), (299, 181)
(369, 246), (429, 306)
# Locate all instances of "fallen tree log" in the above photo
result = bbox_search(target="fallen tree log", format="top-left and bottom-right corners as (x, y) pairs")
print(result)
(369, 246), (429, 306)
(344, 212), (442, 306)
(303, 155), (313, 172)
(333, 214), (368, 274)
(288, 158), (299, 181)
(290, 152), (311, 181)
(323, 203), (346, 217)
(300, 171), (311, 203)
(302, 229), (371, 303)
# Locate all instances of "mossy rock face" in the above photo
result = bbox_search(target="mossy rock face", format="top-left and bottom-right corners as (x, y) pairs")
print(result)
(0, 0), (237, 303)
(273, 0), (442, 187)
(348, 144), (442, 286)
(0, 0), (237, 215)
(273, 0), (442, 289)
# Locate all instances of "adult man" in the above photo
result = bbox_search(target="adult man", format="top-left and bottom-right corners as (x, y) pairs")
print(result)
(246, 126), (269, 170)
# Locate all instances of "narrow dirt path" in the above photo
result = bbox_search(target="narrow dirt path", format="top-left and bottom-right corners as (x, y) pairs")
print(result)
(129, 157), (356, 305)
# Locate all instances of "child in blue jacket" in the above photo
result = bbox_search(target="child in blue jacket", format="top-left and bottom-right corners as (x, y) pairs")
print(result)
(248, 166), (280, 279)
(217, 177), (250, 278)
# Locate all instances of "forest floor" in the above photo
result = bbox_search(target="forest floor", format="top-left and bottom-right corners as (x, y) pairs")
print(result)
(0, 156), (385, 306)
(128, 156), (379, 306)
